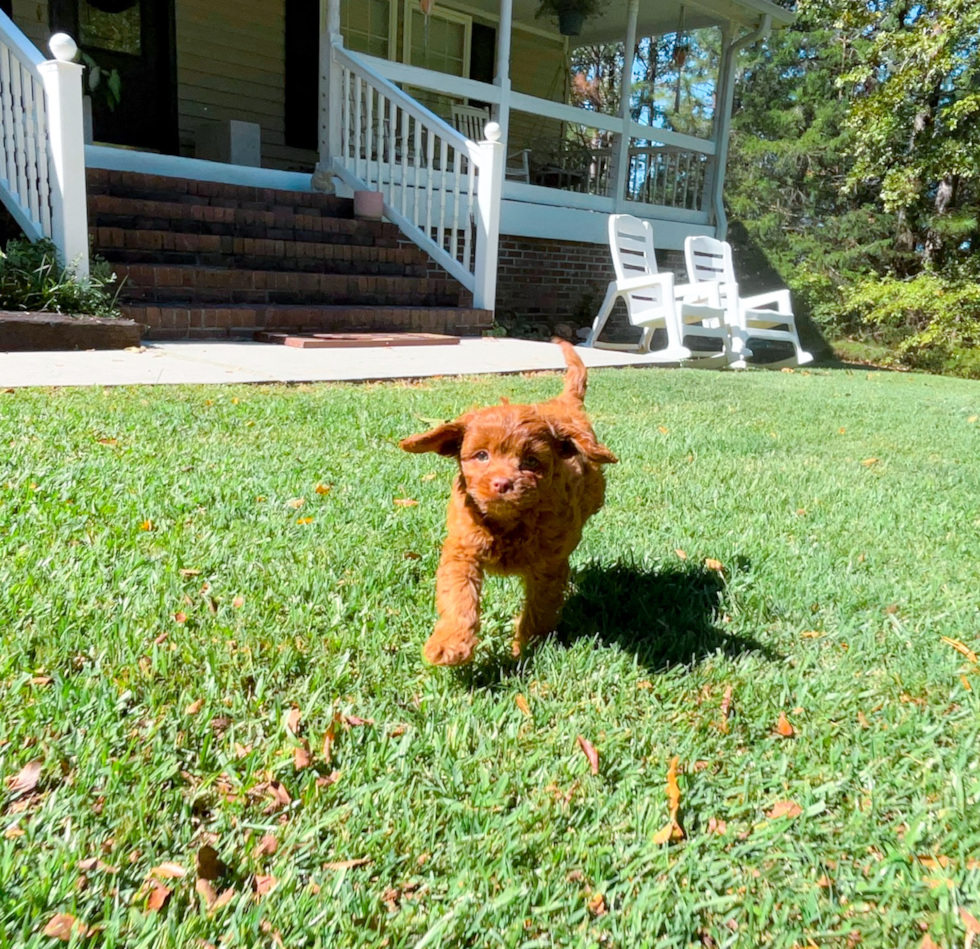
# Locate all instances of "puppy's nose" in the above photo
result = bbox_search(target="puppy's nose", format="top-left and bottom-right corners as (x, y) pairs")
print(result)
(490, 476), (514, 495)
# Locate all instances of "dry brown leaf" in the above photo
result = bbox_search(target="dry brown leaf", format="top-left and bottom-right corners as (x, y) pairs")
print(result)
(286, 497), (305, 509)
(515, 694), (531, 717)
(211, 888), (235, 912)
(5, 826), (25, 839)
(801, 630), (824, 639)
(322, 715), (339, 764)
(78, 857), (117, 874)
(587, 892), (607, 916)
(775, 712), (795, 737)
(195, 879), (217, 909)
(315, 484), (332, 495)
(665, 756), (681, 818)
(196, 845), (222, 881)
(704, 558), (724, 572)
(285, 707), (301, 735)
(342, 715), (374, 727)
(174, 611), (187, 624)
(232, 596), (244, 609)
(296, 516), (314, 525)
(961, 675), (973, 692)
(916, 855), (951, 870)
(707, 817), (727, 835)
(674, 548), (687, 560)
(422, 472), (437, 482)
(324, 857), (372, 871)
(961, 908), (980, 934)
(719, 685), (733, 734)
(7, 760), (41, 794)
(263, 781), (291, 814)
(576, 735), (599, 775)
(31, 675), (52, 686)
(657, 425), (669, 435)
(941, 636), (978, 664)
(316, 770), (341, 788)
(147, 883), (172, 911)
(153, 631), (169, 645)
(388, 724), (407, 737)
(857, 711), (871, 728)
(393, 498), (418, 507)
(861, 457), (879, 467)
(253, 874), (278, 897)
(403, 550), (422, 560)
(637, 680), (653, 690)
(151, 861), (188, 879)
(294, 742), (312, 771)
(767, 800), (803, 820)
(817, 874), (832, 888)
(254, 834), (278, 859)
(919, 935), (940, 949)
(43, 913), (89, 941)
(184, 698), (204, 716)
(179, 568), (201, 578)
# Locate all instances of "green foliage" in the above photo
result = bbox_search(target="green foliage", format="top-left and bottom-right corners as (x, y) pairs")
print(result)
(536, 0), (609, 19)
(0, 238), (122, 318)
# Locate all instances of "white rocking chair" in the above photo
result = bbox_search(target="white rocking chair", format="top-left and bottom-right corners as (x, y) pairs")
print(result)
(684, 236), (813, 369)
(584, 214), (732, 367)
(451, 104), (531, 183)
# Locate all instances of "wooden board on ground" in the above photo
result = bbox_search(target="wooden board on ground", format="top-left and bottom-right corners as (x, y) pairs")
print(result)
(254, 332), (461, 349)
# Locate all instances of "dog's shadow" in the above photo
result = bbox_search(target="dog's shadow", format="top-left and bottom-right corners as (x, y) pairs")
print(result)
(457, 559), (781, 687)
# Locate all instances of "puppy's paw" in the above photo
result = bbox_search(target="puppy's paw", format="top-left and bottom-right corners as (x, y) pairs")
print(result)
(423, 627), (479, 666)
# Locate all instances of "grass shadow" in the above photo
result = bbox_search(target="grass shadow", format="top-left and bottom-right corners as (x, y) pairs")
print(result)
(556, 559), (782, 672)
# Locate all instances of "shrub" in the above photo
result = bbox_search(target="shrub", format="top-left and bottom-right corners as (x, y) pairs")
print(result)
(0, 238), (122, 319)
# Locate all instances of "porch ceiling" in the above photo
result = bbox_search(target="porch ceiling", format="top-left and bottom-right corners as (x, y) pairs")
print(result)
(496, 0), (793, 43)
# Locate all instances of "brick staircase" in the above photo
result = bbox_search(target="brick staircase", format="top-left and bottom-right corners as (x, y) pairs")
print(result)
(86, 170), (492, 341)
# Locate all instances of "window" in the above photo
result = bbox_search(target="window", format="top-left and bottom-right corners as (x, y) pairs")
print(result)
(403, 3), (471, 77)
(341, 0), (396, 59)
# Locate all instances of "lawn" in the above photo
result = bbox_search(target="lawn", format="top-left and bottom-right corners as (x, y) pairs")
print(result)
(1, 364), (979, 949)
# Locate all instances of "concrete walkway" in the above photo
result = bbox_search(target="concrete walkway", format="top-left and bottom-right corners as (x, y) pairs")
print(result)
(0, 338), (670, 388)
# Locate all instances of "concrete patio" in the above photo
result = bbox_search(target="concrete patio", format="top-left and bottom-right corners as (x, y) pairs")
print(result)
(0, 338), (670, 388)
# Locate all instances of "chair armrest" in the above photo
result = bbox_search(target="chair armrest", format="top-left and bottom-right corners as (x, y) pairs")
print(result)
(742, 288), (791, 312)
(613, 272), (676, 295)
(675, 280), (721, 307)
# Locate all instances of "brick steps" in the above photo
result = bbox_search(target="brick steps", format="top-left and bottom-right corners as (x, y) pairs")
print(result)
(91, 228), (428, 276)
(120, 304), (490, 340)
(88, 169), (491, 341)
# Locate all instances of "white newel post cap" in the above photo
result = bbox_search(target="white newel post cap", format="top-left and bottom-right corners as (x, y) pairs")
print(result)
(483, 122), (501, 143)
(48, 33), (78, 62)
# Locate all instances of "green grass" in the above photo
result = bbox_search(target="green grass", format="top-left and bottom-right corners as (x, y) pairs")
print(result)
(2, 365), (980, 948)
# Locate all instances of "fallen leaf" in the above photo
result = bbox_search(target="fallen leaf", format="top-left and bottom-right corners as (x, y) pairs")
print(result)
(719, 685), (733, 734)
(775, 712), (795, 737)
(576, 735), (599, 775)
(588, 892), (607, 915)
(766, 800), (803, 820)
(197, 845), (223, 881)
(294, 742), (312, 771)
(174, 611), (187, 624)
(316, 770), (341, 788)
(285, 707), (301, 735)
(394, 498), (418, 507)
(263, 781), (291, 814)
(657, 425), (669, 435)
(422, 472), (437, 482)
(962, 675), (973, 691)
(838, 427), (846, 434)
(801, 630), (824, 639)
(211, 888), (235, 912)
(960, 908), (980, 934)
(704, 558), (724, 572)
(342, 715), (374, 727)
(78, 857), (117, 873)
(255, 835), (278, 859)
(147, 883), (172, 911)
(919, 935), (940, 949)
(653, 756), (684, 843)
(232, 596), (244, 609)
(43, 914), (89, 941)
(388, 724), (407, 737)
(139, 519), (154, 531)
(315, 484), (331, 495)
(153, 631), (169, 645)
(969, 416), (978, 424)
(179, 568), (201, 578)
(707, 817), (727, 835)
(5, 826), (24, 839)
(916, 855), (951, 870)
(861, 457), (879, 467)
(675, 549), (687, 560)
(31, 675), (52, 686)
(403, 550), (422, 560)
(196, 879), (217, 908)
(941, 636), (978, 664)
(7, 760), (41, 793)
(151, 861), (188, 879)
(286, 498), (305, 509)
(637, 680), (653, 690)
(857, 711), (871, 728)
(254, 874), (278, 897)
(296, 516), (314, 525)
(324, 857), (372, 871)
(322, 715), (339, 764)
(185, 698), (204, 716)
(515, 694), (531, 717)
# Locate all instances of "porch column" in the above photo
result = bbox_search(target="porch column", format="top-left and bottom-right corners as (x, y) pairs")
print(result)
(314, 0), (343, 191)
(493, 0), (514, 146)
(612, 0), (639, 207)
(709, 15), (771, 239)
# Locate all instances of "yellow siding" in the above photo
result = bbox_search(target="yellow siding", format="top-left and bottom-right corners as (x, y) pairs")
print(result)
(11, 0), (50, 54)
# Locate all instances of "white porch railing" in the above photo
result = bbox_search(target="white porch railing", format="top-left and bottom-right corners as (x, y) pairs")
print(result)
(0, 17), (88, 274)
(323, 42), (503, 311)
(627, 145), (709, 212)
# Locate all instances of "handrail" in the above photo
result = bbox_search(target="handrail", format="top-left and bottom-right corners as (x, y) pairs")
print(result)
(359, 53), (502, 108)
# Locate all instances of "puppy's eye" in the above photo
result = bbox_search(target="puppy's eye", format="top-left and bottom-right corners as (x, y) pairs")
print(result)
(473, 450), (489, 462)
(521, 456), (541, 471)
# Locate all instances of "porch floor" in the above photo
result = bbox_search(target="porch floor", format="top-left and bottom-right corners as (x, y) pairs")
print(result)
(0, 338), (669, 388)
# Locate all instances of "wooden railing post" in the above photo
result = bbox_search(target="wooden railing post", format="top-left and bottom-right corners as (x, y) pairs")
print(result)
(313, 0), (342, 191)
(473, 122), (504, 313)
(37, 33), (88, 277)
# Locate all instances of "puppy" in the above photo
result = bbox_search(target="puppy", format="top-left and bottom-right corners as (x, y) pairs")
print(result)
(400, 339), (617, 666)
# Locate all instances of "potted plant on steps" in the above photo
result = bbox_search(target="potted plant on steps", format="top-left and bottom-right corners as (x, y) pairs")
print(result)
(536, 0), (609, 36)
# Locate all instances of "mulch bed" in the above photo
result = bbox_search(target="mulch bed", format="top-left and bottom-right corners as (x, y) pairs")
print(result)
(0, 312), (141, 351)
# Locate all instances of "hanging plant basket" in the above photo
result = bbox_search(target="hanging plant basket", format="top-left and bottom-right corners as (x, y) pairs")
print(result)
(86, 0), (138, 14)
(558, 9), (585, 35)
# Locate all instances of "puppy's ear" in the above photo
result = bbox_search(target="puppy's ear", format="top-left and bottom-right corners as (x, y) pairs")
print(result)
(400, 419), (467, 457)
(551, 423), (618, 465)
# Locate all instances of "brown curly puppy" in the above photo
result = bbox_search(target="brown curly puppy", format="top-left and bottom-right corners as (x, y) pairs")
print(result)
(400, 339), (617, 666)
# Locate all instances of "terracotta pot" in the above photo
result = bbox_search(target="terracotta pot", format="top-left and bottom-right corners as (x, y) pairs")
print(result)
(353, 190), (384, 221)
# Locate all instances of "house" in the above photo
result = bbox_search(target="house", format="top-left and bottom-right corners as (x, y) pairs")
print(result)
(0, 0), (791, 340)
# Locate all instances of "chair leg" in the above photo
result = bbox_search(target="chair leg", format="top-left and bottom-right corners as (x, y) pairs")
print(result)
(583, 285), (619, 349)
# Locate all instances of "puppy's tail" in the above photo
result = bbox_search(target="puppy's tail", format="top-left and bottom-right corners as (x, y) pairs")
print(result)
(553, 337), (587, 406)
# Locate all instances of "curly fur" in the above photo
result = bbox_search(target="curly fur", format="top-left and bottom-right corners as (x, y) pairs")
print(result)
(400, 339), (617, 666)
